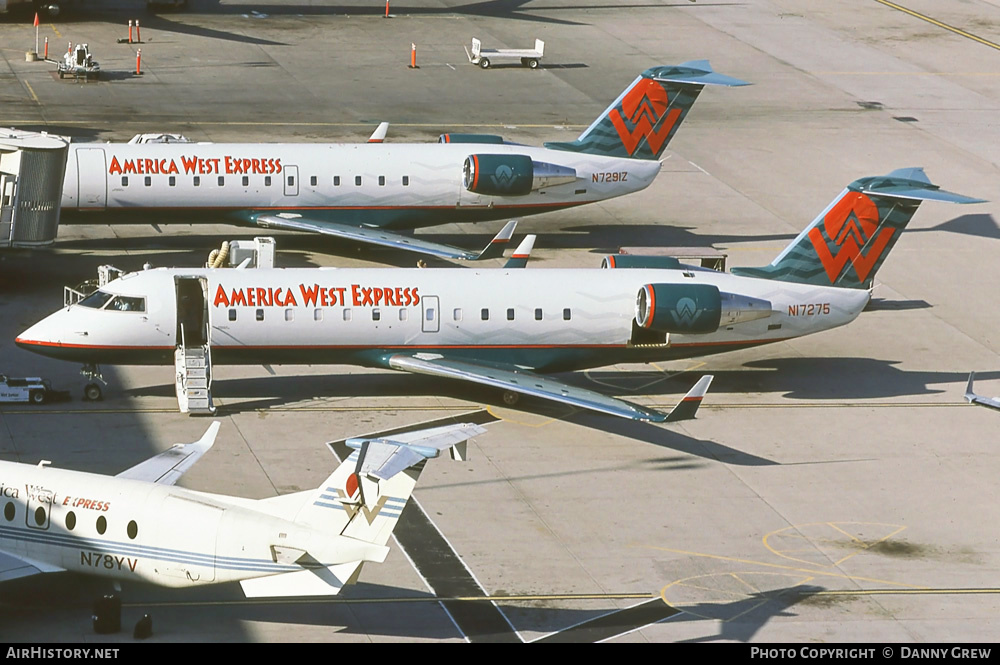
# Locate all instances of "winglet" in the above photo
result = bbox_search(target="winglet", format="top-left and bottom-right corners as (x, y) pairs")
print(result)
(664, 375), (713, 422)
(115, 421), (221, 485)
(367, 122), (389, 143)
(503, 234), (535, 268)
(472, 220), (518, 261)
(965, 371), (977, 404)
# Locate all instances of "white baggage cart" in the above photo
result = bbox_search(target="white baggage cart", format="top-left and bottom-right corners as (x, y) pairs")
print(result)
(465, 37), (544, 69)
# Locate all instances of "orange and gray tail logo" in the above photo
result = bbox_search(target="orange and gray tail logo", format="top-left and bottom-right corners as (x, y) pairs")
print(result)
(731, 168), (985, 289)
(544, 61), (749, 160)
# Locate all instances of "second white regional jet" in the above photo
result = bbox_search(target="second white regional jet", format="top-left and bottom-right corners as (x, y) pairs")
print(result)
(16, 169), (983, 420)
(0, 421), (484, 597)
(59, 61), (748, 260)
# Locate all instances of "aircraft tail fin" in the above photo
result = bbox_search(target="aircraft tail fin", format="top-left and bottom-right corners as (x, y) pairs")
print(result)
(730, 168), (985, 290)
(503, 234), (535, 268)
(291, 423), (484, 544)
(472, 220), (518, 261)
(543, 61), (749, 160)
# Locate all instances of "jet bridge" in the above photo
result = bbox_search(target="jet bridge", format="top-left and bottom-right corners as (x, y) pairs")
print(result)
(0, 129), (69, 249)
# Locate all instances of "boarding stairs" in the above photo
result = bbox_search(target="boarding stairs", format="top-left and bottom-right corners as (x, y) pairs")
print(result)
(175, 325), (216, 415)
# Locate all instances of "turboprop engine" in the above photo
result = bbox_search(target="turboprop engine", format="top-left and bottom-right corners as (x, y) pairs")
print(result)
(463, 154), (576, 196)
(636, 283), (772, 334)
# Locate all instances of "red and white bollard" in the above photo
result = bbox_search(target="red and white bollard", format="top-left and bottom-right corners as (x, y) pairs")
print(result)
(135, 48), (142, 75)
(409, 42), (417, 69)
(135, 20), (141, 44)
(67, 41), (71, 55)
(384, 0), (389, 18)
(43, 37), (48, 60)
(128, 20), (133, 44)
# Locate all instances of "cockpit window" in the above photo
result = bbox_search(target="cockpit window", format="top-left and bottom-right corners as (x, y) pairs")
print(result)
(106, 296), (146, 312)
(77, 290), (115, 309)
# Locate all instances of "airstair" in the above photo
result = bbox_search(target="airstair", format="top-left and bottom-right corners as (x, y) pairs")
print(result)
(175, 326), (216, 415)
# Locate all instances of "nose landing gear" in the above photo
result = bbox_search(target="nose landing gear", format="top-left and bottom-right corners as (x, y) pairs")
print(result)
(81, 364), (106, 401)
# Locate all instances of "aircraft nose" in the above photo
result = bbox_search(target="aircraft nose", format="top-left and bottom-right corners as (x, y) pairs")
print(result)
(15, 311), (73, 358)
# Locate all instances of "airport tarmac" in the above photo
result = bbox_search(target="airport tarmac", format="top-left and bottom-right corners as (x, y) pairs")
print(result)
(2, 0), (1000, 644)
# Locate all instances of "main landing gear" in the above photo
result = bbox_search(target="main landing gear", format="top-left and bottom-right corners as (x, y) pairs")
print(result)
(81, 363), (106, 401)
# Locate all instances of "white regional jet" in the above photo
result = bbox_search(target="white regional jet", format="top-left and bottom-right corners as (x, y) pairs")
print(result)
(0, 421), (484, 597)
(16, 169), (983, 421)
(59, 61), (748, 260)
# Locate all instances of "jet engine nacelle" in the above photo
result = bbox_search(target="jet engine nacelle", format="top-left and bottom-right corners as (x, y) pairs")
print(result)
(602, 255), (683, 270)
(464, 155), (577, 197)
(636, 283), (772, 334)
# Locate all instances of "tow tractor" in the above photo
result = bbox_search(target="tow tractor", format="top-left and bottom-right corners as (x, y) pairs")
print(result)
(57, 43), (101, 81)
(0, 375), (70, 404)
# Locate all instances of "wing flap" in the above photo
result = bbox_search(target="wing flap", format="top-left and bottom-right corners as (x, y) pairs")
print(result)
(116, 422), (220, 485)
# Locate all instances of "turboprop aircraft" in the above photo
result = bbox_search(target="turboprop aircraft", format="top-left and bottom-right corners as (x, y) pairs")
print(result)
(0, 420), (484, 598)
(59, 61), (748, 260)
(16, 168), (982, 420)
(964, 372), (1000, 411)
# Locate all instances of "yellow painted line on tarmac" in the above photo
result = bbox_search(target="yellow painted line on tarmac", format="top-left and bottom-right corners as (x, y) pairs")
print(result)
(23, 81), (38, 104)
(644, 544), (928, 590)
(873, 0), (1000, 52)
(50, 24), (61, 39)
(0, 405), (474, 415)
(124, 591), (659, 608)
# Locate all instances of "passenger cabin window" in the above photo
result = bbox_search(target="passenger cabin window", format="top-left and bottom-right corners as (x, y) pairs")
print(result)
(453, 308), (462, 321)
(507, 308), (515, 321)
(265, 176), (271, 187)
(3, 502), (13, 521)
(228, 309), (237, 322)
(127, 520), (138, 540)
(256, 309), (264, 321)
(65, 511), (76, 530)
(372, 309), (381, 321)
(310, 176), (317, 186)
(121, 176), (128, 186)
(355, 176), (362, 186)
(399, 309), (407, 321)
(563, 308), (572, 321)
(285, 309), (294, 322)
(169, 176), (176, 187)
(194, 176), (201, 187)
(314, 309), (323, 321)
(106, 296), (145, 312)
(402, 176), (409, 186)
(96, 515), (107, 535)
(378, 176), (385, 186)
(218, 176), (225, 186)
(242, 176), (249, 187)
(481, 308), (489, 321)
(144, 176), (151, 187)
(287, 175), (295, 187)
(343, 309), (352, 321)
(535, 308), (542, 320)
(334, 176), (341, 186)
(78, 290), (115, 309)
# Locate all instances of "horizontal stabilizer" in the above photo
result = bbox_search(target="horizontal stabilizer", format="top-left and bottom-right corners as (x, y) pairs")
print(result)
(650, 60), (751, 87)
(116, 421), (220, 485)
(854, 168), (986, 204)
(240, 561), (363, 598)
(345, 423), (486, 481)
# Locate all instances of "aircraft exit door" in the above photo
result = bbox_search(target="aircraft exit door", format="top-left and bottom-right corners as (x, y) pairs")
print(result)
(421, 296), (440, 333)
(76, 148), (107, 208)
(175, 277), (210, 347)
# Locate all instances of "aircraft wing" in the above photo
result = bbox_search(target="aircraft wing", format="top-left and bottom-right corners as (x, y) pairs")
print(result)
(0, 551), (64, 583)
(116, 422), (221, 485)
(965, 372), (1000, 411)
(387, 353), (712, 422)
(252, 214), (517, 261)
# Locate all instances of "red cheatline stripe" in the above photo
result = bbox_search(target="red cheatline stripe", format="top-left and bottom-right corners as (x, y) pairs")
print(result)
(471, 155), (480, 190)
